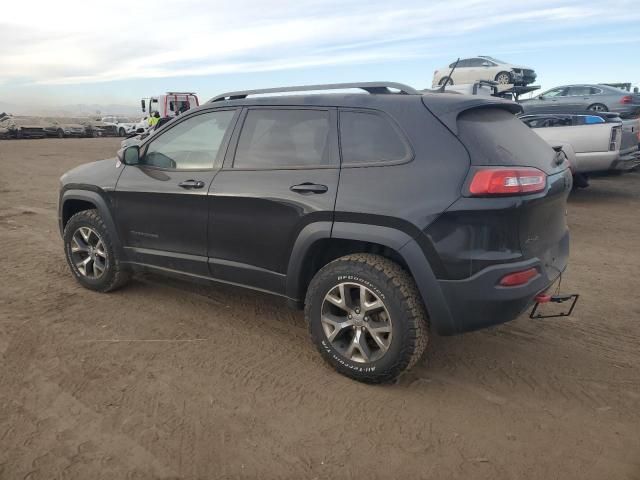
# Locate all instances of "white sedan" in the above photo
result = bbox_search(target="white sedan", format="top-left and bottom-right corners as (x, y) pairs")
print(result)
(432, 56), (537, 87)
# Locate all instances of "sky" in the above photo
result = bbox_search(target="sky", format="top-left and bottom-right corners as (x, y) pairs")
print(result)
(1, 0), (639, 113)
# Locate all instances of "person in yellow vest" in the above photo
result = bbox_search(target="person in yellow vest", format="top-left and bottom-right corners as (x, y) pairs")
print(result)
(148, 111), (160, 128)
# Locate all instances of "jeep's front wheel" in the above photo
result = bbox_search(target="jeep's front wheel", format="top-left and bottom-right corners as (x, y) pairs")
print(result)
(305, 254), (429, 383)
(63, 209), (130, 292)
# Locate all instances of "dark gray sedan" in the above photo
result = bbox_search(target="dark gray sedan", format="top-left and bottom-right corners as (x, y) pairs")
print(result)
(520, 84), (640, 117)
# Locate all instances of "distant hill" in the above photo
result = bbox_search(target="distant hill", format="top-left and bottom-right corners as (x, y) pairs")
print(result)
(0, 100), (140, 118)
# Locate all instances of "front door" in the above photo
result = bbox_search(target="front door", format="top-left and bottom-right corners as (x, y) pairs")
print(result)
(207, 107), (340, 294)
(114, 108), (238, 275)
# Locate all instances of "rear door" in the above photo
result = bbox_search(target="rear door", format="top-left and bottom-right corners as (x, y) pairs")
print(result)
(566, 86), (596, 110)
(207, 107), (339, 294)
(114, 108), (238, 275)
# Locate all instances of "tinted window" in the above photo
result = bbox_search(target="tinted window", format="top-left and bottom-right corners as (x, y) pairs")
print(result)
(234, 109), (332, 169)
(568, 86), (592, 96)
(590, 87), (603, 95)
(458, 109), (555, 173)
(142, 110), (235, 169)
(467, 58), (484, 67)
(340, 111), (410, 165)
(543, 88), (567, 98)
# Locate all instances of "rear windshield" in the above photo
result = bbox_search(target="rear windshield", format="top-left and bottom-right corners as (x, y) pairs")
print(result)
(457, 108), (557, 174)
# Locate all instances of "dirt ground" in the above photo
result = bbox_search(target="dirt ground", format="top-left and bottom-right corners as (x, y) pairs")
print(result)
(0, 138), (639, 480)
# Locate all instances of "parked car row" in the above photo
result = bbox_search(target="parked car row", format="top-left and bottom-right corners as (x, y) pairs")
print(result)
(0, 114), (136, 140)
(515, 84), (640, 181)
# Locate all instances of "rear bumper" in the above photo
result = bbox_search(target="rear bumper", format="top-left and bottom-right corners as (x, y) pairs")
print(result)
(400, 230), (570, 336)
(437, 237), (568, 333)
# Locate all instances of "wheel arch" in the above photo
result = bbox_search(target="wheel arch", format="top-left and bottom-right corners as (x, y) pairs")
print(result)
(286, 221), (455, 334)
(59, 188), (123, 254)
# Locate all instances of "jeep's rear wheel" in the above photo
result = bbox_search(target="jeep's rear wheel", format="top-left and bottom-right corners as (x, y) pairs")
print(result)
(63, 209), (130, 292)
(305, 254), (429, 383)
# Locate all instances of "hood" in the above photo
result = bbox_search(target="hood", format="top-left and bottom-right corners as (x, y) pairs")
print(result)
(60, 158), (123, 191)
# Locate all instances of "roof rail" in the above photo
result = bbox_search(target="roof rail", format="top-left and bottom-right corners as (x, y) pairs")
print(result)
(166, 91), (196, 95)
(209, 82), (419, 103)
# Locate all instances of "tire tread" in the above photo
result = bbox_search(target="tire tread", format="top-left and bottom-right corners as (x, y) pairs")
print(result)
(305, 253), (429, 383)
(64, 209), (130, 292)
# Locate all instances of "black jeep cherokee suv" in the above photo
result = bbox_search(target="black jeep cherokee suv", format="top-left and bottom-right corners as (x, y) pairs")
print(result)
(59, 82), (572, 383)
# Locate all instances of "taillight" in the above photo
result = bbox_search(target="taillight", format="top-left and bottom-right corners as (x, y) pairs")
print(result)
(499, 267), (539, 287)
(620, 95), (632, 104)
(609, 126), (621, 151)
(468, 167), (547, 196)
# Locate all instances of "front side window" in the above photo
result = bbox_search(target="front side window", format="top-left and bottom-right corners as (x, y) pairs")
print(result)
(543, 88), (567, 98)
(233, 109), (332, 169)
(339, 110), (411, 165)
(142, 110), (236, 170)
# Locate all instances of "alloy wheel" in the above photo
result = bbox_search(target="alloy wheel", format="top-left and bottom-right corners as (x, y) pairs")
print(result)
(321, 282), (393, 363)
(69, 226), (107, 279)
(496, 73), (511, 85)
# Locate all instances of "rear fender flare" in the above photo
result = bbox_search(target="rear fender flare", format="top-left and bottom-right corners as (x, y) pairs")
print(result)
(286, 221), (455, 334)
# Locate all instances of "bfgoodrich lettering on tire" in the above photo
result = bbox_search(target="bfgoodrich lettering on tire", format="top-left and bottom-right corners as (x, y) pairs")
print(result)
(305, 253), (429, 383)
(63, 209), (130, 293)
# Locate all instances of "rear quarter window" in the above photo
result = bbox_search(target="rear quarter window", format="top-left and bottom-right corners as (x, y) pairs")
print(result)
(458, 108), (556, 173)
(339, 110), (411, 166)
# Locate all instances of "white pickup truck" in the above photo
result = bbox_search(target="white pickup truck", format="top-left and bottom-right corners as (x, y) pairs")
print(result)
(519, 113), (626, 174)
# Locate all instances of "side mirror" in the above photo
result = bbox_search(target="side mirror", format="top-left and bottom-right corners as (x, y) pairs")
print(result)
(482, 62), (491, 67)
(538, 95), (545, 100)
(117, 145), (140, 165)
(141, 99), (146, 112)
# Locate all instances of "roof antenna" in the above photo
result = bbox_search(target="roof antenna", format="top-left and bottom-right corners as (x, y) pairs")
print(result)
(439, 58), (460, 93)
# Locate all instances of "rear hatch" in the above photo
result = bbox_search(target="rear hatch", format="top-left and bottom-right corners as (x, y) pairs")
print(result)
(458, 107), (570, 273)
(423, 94), (571, 277)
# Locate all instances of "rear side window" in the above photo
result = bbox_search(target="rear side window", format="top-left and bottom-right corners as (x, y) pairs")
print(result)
(458, 108), (556, 173)
(234, 109), (332, 169)
(339, 111), (411, 165)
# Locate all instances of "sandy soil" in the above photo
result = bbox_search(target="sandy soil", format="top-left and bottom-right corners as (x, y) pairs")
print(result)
(0, 138), (639, 480)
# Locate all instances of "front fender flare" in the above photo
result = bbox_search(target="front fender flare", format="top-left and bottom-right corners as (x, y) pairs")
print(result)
(59, 188), (123, 255)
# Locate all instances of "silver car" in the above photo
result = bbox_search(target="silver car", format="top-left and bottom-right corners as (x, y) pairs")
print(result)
(520, 84), (640, 117)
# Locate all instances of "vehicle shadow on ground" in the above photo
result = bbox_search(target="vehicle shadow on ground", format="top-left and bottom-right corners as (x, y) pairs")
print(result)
(569, 171), (639, 203)
(132, 271), (560, 390)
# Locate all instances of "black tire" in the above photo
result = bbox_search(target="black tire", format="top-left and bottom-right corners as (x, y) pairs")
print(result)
(63, 209), (130, 292)
(438, 76), (453, 86)
(118, 127), (126, 137)
(305, 253), (429, 383)
(495, 71), (512, 85)
(57, 129), (64, 139)
(587, 103), (608, 112)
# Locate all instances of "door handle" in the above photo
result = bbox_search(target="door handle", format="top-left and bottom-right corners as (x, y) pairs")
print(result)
(290, 183), (328, 194)
(178, 180), (205, 189)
